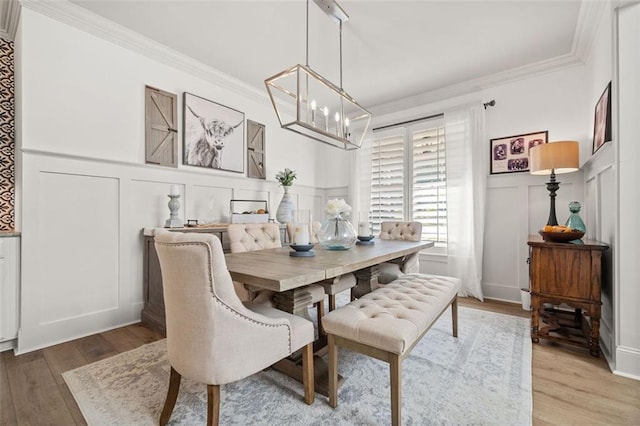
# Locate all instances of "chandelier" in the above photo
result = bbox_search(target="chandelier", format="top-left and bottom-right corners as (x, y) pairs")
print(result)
(265, 0), (372, 150)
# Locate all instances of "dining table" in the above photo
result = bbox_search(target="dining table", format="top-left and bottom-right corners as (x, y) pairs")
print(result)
(225, 238), (434, 313)
(224, 238), (434, 395)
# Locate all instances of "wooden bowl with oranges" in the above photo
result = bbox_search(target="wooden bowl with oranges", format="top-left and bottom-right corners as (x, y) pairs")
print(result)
(538, 225), (585, 242)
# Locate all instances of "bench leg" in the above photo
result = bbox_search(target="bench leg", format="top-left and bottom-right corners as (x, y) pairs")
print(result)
(390, 354), (401, 426)
(451, 296), (458, 338)
(328, 334), (338, 408)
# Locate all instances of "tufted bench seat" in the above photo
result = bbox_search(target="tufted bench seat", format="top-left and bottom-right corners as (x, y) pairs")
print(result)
(322, 273), (461, 426)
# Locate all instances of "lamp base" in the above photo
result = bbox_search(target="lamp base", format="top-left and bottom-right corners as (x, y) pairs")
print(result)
(545, 171), (560, 226)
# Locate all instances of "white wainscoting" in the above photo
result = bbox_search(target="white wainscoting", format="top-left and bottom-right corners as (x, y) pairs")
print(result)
(481, 172), (584, 302)
(18, 150), (338, 353)
(0, 236), (20, 352)
(583, 143), (615, 363)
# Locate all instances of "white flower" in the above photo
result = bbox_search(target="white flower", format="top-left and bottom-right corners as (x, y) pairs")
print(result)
(325, 198), (352, 217)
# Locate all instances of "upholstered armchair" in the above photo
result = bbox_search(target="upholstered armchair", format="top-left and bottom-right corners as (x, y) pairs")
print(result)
(154, 230), (315, 426)
(287, 221), (357, 311)
(377, 221), (423, 284)
(228, 223), (326, 318)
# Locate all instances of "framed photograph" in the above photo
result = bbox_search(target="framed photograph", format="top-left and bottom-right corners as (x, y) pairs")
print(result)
(490, 130), (548, 174)
(183, 92), (244, 173)
(592, 81), (612, 154)
(247, 120), (266, 179)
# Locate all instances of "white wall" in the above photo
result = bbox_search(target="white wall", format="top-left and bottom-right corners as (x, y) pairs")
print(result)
(580, 3), (617, 364)
(16, 7), (347, 352)
(614, 2), (640, 380)
(482, 67), (588, 301)
(367, 66), (589, 303)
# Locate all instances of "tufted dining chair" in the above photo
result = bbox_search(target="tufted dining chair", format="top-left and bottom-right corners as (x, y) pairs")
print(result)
(287, 221), (357, 312)
(227, 223), (282, 304)
(377, 221), (423, 285)
(228, 223), (326, 320)
(154, 230), (314, 426)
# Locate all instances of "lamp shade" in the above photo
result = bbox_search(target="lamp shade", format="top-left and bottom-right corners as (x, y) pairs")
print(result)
(529, 141), (579, 175)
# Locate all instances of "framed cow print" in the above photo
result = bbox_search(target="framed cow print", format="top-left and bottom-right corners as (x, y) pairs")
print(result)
(183, 92), (245, 173)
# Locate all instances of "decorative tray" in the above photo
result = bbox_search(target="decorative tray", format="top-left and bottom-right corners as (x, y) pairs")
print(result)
(538, 230), (585, 243)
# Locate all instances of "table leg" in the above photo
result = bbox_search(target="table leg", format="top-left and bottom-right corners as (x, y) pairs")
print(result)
(270, 286), (344, 396)
(353, 264), (380, 299)
(272, 287), (313, 317)
(531, 293), (540, 343)
(589, 305), (602, 357)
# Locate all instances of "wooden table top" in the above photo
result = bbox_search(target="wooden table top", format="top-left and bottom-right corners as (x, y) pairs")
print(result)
(527, 235), (609, 250)
(224, 239), (434, 292)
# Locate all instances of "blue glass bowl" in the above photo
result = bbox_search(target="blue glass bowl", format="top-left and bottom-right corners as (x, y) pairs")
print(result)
(289, 244), (314, 252)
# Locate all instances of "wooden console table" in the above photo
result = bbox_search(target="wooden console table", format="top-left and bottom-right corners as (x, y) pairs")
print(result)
(527, 236), (609, 357)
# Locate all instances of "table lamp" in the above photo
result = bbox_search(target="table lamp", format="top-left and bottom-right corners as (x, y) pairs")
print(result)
(529, 141), (579, 226)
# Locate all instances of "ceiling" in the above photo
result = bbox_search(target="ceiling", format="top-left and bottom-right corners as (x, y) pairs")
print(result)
(7, 1), (595, 110)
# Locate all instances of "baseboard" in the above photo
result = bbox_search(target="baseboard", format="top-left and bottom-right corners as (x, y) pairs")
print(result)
(0, 339), (16, 352)
(614, 346), (640, 381)
(482, 282), (521, 303)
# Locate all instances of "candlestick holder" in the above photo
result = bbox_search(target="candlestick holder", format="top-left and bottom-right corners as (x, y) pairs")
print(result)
(165, 194), (183, 228)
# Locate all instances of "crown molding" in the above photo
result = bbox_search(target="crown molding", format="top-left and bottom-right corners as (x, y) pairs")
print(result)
(572, 0), (609, 63)
(371, 53), (584, 116)
(19, 0), (606, 118)
(20, 0), (268, 104)
(371, 0), (609, 116)
(0, 0), (20, 41)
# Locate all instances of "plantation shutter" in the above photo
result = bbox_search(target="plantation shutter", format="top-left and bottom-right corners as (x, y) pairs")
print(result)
(412, 124), (447, 242)
(370, 129), (405, 236)
(370, 116), (447, 247)
(145, 86), (178, 167)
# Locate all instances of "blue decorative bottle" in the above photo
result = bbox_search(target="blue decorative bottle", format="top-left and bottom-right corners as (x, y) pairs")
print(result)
(565, 201), (586, 232)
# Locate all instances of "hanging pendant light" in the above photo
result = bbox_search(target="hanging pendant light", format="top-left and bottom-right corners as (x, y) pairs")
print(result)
(265, 0), (372, 150)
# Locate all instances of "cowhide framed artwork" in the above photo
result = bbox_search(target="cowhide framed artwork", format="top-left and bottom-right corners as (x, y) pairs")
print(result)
(183, 92), (245, 173)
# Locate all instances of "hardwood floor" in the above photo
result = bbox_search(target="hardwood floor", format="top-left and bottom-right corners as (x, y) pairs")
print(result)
(1, 300), (639, 425)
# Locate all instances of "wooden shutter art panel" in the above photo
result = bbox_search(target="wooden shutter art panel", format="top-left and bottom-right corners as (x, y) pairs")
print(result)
(247, 120), (265, 179)
(145, 86), (178, 167)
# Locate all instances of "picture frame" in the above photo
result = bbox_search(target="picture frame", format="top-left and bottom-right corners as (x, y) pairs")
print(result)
(592, 81), (612, 154)
(183, 92), (244, 173)
(247, 120), (266, 179)
(490, 130), (548, 174)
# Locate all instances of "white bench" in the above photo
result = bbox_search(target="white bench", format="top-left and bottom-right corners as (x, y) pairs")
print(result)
(322, 273), (461, 426)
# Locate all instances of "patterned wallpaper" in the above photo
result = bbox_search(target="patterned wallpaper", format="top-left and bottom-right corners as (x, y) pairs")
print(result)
(0, 38), (14, 231)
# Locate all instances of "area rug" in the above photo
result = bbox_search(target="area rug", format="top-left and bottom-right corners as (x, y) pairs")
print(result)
(63, 307), (532, 425)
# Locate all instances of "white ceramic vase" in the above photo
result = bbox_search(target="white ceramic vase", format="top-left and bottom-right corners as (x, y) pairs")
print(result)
(276, 186), (295, 223)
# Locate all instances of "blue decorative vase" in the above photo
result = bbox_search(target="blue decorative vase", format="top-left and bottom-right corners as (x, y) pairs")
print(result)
(565, 201), (586, 232)
(317, 213), (357, 250)
(276, 186), (295, 223)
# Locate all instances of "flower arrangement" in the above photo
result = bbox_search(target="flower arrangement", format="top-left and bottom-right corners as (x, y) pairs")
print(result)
(325, 198), (352, 217)
(318, 198), (356, 250)
(275, 168), (297, 186)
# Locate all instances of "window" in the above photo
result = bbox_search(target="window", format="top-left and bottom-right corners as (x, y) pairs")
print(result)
(370, 117), (447, 247)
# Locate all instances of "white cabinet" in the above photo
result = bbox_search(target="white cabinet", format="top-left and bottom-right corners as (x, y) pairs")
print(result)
(0, 236), (20, 349)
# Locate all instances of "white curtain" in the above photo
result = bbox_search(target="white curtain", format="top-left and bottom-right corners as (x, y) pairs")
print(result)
(349, 128), (373, 224)
(444, 104), (486, 300)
